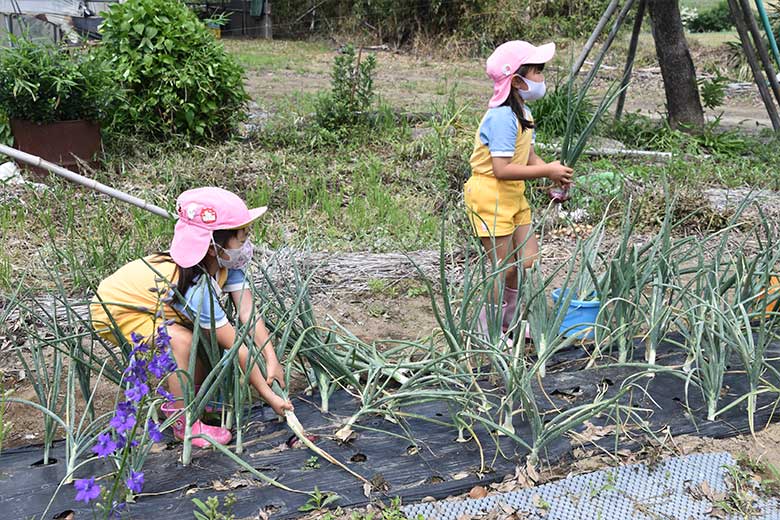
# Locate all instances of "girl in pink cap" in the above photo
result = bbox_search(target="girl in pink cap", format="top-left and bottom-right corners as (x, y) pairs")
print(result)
(91, 187), (293, 448)
(465, 40), (573, 340)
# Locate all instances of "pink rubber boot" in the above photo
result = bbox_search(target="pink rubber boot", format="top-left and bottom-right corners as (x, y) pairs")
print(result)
(502, 287), (531, 340)
(477, 303), (507, 344)
(161, 402), (232, 448)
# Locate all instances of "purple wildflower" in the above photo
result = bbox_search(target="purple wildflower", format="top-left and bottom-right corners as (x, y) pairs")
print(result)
(109, 501), (127, 519)
(129, 341), (149, 357)
(155, 325), (172, 350)
(148, 351), (177, 378)
(157, 387), (175, 402)
(125, 381), (149, 403)
(74, 477), (101, 503)
(147, 419), (163, 443)
(125, 470), (144, 494)
(130, 331), (145, 345)
(110, 401), (137, 433)
(124, 358), (148, 385)
(91, 432), (117, 458)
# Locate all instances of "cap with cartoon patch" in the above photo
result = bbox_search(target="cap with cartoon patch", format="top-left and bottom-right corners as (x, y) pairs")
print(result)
(169, 187), (267, 268)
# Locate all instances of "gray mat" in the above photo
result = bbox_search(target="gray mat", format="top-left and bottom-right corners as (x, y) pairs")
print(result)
(403, 452), (780, 519)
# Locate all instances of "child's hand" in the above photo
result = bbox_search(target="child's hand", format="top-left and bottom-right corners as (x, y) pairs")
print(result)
(268, 394), (294, 416)
(265, 360), (286, 389)
(546, 161), (573, 186)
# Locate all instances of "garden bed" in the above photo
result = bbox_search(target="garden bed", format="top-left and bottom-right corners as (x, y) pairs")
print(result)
(3, 337), (779, 519)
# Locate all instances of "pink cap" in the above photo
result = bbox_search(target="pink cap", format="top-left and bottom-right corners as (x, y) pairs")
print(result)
(170, 187), (267, 268)
(486, 41), (556, 108)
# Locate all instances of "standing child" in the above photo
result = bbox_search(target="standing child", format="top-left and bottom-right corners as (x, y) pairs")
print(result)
(465, 40), (573, 338)
(90, 187), (293, 447)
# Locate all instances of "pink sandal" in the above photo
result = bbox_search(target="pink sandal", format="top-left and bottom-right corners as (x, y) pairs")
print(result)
(161, 402), (232, 448)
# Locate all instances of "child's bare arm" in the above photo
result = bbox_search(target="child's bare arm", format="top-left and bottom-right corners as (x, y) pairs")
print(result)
(492, 156), (572, 186)
(231, 289), (285, 388)
(210, 322), (293, 414)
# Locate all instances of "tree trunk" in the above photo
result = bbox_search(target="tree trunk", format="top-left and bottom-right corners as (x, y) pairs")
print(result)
(647, 0), (705, 132)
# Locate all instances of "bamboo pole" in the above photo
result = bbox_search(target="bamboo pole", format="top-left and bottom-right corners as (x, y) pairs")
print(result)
(727, 0), (780, 130)
(615, 0), (646, 120)
(0, 144), (174, 219)
(572, 0), (621, 78)
(739, 0), (780, 109)
(581, 0), (636, 90)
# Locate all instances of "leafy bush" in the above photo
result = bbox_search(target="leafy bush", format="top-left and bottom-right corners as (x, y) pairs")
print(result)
(0, 37), (116, 124)
(607, 111), (748, 156)
(698, 72), (727, 110)
(314, 45), (377, 133)
(530, 80), (594, 139)
(688, 1), (733, 33)
(98, 0), (248, 141)
(272, 0), (612, 50)
(680, 7), (699, 29)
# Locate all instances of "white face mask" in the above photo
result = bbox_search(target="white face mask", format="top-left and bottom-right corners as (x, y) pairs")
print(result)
(517, 76), (546, 101)
(213, 239), (253, 270)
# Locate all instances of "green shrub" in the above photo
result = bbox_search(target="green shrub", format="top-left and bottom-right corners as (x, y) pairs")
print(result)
(314, 45), (377, 134)
(271, 0), (612, 51)
(530, 80), (595, 140)
(698, 72), (727, 110)
(688, 1), (733, 33)
(98, 0), (248, 141)
(0, 37), (116, 124)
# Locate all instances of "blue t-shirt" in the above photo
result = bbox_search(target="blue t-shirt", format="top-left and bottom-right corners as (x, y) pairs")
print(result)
(478, 105), (536, 157)
(172, 268), (248, 328)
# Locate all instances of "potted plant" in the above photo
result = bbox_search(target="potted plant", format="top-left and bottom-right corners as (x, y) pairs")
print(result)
(0, 37), (116, 177)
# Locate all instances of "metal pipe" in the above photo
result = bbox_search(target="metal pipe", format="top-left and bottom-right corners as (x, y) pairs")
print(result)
(0, 144), (174, 219)
(754, 0), (780, 71)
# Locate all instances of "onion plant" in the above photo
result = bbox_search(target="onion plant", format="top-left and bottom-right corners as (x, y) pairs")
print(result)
(675, 274), (731, 421)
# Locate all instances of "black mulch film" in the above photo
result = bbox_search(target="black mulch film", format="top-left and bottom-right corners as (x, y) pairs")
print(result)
(2, 338), (780, 519)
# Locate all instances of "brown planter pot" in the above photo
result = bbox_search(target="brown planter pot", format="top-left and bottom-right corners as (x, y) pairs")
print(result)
(10, 119), (102, 178)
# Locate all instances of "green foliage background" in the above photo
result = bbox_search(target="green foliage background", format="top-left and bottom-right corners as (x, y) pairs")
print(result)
(98, 0), (249, 141)
(0, 37), (116, 124)
(271, 0), (613, 51)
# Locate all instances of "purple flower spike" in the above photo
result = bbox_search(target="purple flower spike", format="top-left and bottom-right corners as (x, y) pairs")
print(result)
(125, 382), (150, 403)
(147, 419), (163, 443)
(125, 470), (144, 494)
(149, 351), (177, 378)
(109, 501), (127, 519)
(110, 402), (137, 434)
(130, 331), (145, 346)
(74, 477), (102, 503)
(155, 325), (172, 349)
(91, 432), (118, 458)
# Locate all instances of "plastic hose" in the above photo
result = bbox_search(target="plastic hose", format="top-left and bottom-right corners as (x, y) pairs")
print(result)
(755, 0), (780, 72)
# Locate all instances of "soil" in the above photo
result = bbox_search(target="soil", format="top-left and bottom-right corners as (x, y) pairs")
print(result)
(240, 39), (776, 133)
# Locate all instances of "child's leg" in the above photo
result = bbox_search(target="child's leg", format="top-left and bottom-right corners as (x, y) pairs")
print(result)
(511, 224), (539, 270)
(167, 323), (207, 406)
(479, 234), (516, 294)
(504, 225), (539, 336)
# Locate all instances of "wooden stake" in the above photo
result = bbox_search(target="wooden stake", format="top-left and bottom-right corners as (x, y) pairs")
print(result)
(616, 0), (646, 120)
(738, 0), (780, 108)
(572, 0), (621, 78)
(582, 0), (636, 89)
(727, 0), (780, 130)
